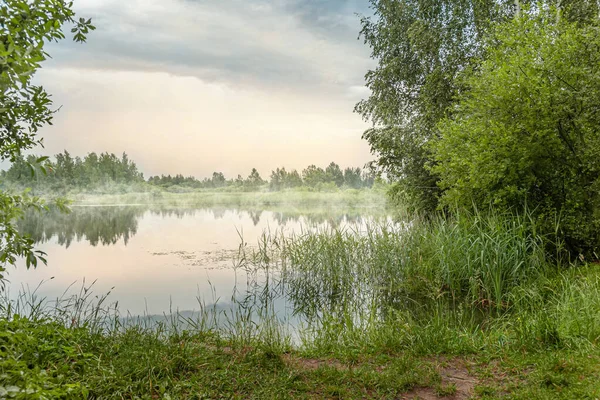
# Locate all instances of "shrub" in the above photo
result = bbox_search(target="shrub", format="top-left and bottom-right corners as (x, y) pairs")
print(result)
(432, 14), (600, 258)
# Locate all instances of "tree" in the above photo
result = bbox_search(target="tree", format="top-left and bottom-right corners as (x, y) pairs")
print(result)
(55, 150), (75, 181)
(211, 172), (226, 188)
(343, 167), (363, 189)
(356, 0), (508, 209)
(431, 13), (600, 256)
(302, 165), (327, 188)
(245, 168), (264, 189)
(3, 155), (35, 182)
(269, 167), (286, 191)
(355, 0), (599, 210)
(0, 1), (94, 281)
(325, 162), (344, 187)
(286, 169), (303, 188)
(269, 167), (303, 190)
(235, 174), (244, 186)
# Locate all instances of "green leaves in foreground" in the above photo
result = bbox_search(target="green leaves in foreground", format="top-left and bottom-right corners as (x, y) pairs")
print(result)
(0, 316), (91, 399)
(0, 0), (95, 162)
(0, 191), (45, 282)
(0, 0), (92, 281)
(432, 13), (600, 257)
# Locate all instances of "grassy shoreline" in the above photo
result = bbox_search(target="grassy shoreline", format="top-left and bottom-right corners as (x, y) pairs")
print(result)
(2, 298), (599, 399)
(0, 181), (390, 208)
(2, 207), (600, 398)
(67, 189), (389, 209)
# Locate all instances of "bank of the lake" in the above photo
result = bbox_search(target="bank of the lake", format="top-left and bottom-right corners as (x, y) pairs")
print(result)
(2, 209), (600, 398)
(9, 195), (393, 317)
(3, 314), (599, 399)
(67, 188), (390, 209)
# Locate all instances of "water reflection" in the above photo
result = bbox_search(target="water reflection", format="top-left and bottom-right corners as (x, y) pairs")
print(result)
(18, 205), (389, 247)
(11, 204), (392, 317)
(17, 206), (143, 247)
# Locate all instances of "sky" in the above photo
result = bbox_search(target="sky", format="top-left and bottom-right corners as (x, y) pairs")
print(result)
(34, 0), (376, 179)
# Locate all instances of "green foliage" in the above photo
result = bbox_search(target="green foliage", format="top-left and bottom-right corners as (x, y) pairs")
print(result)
(297, 162), (374, 190)
(3, 151), (145, 190)
(0, 316), (92, 399)
(148, 173), (205, 188)
(0, 1), (93, 280)
(8, 158), (377, 193)
(0, 315), (440, 399)
(325, 162), (344, 187)
(301, 164), (327, 187)
(244, 167), (265, 190)
(0, 191), (56, 283)
(283, 209), (549, 318)
(432, 14), (600, 257)
(0, 1), (95, 162)
(357, 0), (600, 211)
(269, 167), (303, 190)
(2, 312), (599, 398)
(356, 0), (509, 210)
(342, 167), (362, 189)
(144, 163), (374, 192)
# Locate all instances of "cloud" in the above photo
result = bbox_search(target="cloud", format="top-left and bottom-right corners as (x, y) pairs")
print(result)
(46, 0), (374, 94)
(28, 1), (377, 178)
(36, 67), (372, 178)
(281, 0), (371, 37)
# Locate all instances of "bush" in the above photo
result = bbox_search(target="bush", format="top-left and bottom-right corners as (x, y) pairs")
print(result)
(432, 14), (600, 258)
(0, 316), (92, 399)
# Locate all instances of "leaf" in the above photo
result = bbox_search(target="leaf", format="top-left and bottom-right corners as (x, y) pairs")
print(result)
(27, 162), (35, 177)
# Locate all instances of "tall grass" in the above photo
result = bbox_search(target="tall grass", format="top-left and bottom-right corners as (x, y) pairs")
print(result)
(241, 208), (598, 356)
(281, 209), (550, 315)
(1, 207), (598, 359)
(409, 209), (550, 308)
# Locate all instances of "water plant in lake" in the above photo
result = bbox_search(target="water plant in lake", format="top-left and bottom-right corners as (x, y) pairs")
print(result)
(232, 209), (599, 356)
(2, 209), (600, 398)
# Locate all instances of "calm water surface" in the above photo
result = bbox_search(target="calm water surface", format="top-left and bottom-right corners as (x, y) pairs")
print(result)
(9, 205), (390, 317)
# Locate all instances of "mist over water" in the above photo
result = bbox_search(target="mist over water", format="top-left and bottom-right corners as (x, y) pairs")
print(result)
(8, 205), (393, 317)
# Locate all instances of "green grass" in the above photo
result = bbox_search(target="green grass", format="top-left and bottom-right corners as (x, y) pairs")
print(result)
(0, 315), (443, 399)
(0, 180), (390, 209)
(67, 188), (389, 209)
(2, 314), (599, 399)
(2, 209), (600, 398)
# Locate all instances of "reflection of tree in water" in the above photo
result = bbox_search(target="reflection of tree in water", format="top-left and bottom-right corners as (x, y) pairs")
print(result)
(271, 211), (339, 226)
(18, 206), (144, 247)
(271, 210), (383, 228)
(140, 207), (382, 229)
(248, 210), (263, 226)
(212, 208), (226, 220)
(148, 208), (198, 219)
(17, 205), (390, 249)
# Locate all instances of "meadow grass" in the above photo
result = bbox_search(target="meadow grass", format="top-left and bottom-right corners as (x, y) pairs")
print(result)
(67, 188), (389, 209)
(1, 209), (600, 398)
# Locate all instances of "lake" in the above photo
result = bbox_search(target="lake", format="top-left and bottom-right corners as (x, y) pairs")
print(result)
(7, 204), (392, 320)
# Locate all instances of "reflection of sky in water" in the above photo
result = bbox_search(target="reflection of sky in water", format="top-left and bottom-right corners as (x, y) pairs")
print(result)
(8, 206), (392, 316)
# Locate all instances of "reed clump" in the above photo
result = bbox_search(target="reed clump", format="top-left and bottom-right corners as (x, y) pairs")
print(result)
(2, 209), (600, 398)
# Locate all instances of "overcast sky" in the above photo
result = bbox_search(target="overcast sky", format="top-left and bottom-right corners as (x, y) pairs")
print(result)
(34, 0), (375, 179)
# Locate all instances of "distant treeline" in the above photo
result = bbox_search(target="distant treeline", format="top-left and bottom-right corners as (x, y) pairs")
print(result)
(1, 151), (376, 191)
(148, 163), (375, 190)
(1, 152), (145, 189)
